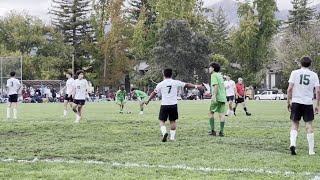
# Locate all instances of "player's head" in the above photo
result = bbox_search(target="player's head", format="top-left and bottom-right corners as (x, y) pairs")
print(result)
(209, 63), (220, 73)
(10, 72), (16, 77)
(76, 70), (84, 79)
(131, 88), (136, 92)
(224, 75), (230, 81)
(300, 56), (312, 68)
(238, 77), (243, 84)
(120, 84), (125, 91)
(65, 71), (73, 78)
(163, 69), (173, 78)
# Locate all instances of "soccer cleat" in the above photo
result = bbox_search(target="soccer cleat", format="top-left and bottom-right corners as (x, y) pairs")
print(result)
(170, 139), (176, 142)
(162, 133), (168, 142)
(290, 146), (297, 155)
(309, 151), (315, 155)
(139, 111), (144, 115)
(119, 111), (123, 114)
(209, 130), (216, 136)
(246, 112), (251, 116)
(219, 131), (224, 137)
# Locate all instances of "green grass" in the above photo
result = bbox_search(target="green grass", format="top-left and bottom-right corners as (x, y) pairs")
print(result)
(0, 100), (319, 179)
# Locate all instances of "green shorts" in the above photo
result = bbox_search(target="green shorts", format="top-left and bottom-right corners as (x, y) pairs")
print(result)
(116, 99), (126, 105)
(140, 97), (148, 104)
(210, 101), (226, 113)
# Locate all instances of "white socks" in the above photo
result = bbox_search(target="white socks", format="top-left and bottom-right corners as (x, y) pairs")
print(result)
(307, 133), (315, 155)
(290, 130), (298, 147)
(64, 110), (67, 117)
(160, 126), (167, 136)
(13, 109), (17, 119)
(7, 108), (10, 119)
(170, 130), (176, 140)
(75, 114), (81, 123)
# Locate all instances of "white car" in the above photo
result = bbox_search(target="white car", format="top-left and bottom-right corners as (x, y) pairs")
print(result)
(254, 90), (287, 100)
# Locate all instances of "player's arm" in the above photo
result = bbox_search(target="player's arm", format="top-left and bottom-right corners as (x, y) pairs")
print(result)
(71, 82), (76, 98)
(184, 83), (204, 90)
(17, 81), (22, 93)
(287, 83), (294, 112)
(212, 84), (218, 103)
(234, 83), (237, 97)
(146, 91), (157, 105)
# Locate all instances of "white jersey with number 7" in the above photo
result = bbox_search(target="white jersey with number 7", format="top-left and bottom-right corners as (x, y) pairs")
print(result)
(288, 67), (320, 105)
(155, 79), (186, 105)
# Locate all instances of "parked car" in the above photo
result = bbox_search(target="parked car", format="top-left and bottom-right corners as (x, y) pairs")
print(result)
(254, 90), (287, 100)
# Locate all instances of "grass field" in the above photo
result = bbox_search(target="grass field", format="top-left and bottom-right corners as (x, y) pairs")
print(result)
(0, 100), (319, 180)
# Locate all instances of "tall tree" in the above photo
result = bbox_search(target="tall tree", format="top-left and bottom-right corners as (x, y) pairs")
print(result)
(50, 0), (94, 72)
(287, 0), (315, 34)
(131, 6), (147, 60)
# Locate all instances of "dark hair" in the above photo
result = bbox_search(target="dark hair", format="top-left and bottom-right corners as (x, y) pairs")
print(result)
(131, 88), (136, 91)
(301, 56), (312, 67)
(66, 71), (73, 76)
(76, 70), (84, 76)
(210, 62), (221, 72)
(163, 69), (173, 78)
(10, 72), (16, 77)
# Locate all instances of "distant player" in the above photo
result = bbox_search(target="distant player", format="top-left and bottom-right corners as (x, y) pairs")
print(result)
(224, 75), (236, 116)
(131, 88), (148, 114)
(6, 72), (21, 119)
(116, 85), (127, 114)
(287, 56), (319, 155)
(72, 70), (89, 123)
(146, 68), (204, 142)
(208, 63), (227, 137)
(63, 71), (74, 117)
(233, 78), (251, 116)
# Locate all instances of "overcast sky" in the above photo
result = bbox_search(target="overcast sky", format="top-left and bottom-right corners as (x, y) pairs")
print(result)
(1, 0), (320, 23)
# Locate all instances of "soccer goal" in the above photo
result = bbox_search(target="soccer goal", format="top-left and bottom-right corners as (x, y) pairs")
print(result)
(0, 56), (23, 97)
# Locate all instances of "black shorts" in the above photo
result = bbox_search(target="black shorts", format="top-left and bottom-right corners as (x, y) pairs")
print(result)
(73, 99), (86, 106)
(65, 94), (73, 102)
(227, 96), (234, 102)
(290, 103), (314, 122)
(9, 94), (18, 102)
(159, 104), (178, 121)
(235, 97), (244, 104)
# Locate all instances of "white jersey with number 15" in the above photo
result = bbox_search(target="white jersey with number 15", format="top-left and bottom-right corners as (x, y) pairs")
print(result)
(288, 67), (320, 105)
(155, 79), (186, 106)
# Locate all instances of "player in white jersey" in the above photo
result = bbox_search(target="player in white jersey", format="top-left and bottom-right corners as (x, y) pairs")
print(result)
(63, 71), (74, 117)
(224, 75), (236, 116)
(146, 69), (204, 142)
(6, 72), (21, 119)
(287, 57), (320, 155)
(71, 70), (89, 123)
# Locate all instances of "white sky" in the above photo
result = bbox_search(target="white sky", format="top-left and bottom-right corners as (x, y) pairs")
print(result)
(0, 0), (320, 22)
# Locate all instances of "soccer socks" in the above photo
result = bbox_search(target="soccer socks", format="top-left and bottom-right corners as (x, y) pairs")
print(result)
(209, 118), (215, 131)
(220, 122), (225, 133)
(6, 108), (10, 119)
(244, 107), (247, 112)
(160, 126), (167, 136)
(170, 130), (176, 140)
(307, 133), (315, 155)
(13, 109), (17, 119)
(64, 110), (67, 117)
(290, 130), (298, 147)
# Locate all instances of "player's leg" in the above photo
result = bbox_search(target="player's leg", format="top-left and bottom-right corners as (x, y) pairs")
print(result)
(208, 101), (216, 136)
(63, 98), (68, 117)
(289, 103), (301, 155)
(225, 97), (230, 116)
(72, 103), (78, 114)
(13, 102), (18, 119)
(242, 101), (251, 116)
(159, 106), (169, 142)
(168, 105), (178, 141)
(7, 101), (12, 119)
(233, 100), (238, 116)
(218, 102), (226, 137)
(304, 105), (315, 155)
(139, 101), (144, 115)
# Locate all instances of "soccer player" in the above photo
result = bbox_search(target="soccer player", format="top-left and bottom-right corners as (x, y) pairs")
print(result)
(6, 72), (21, 119)
(208, 63), (227, 137)
(72, 70), (89, 123)
(224, 75), (236, 116)
(233, 78), (251, 116)
(287, 56), (320, 155)
(131, 88), (148, 114)
(146, 68), (204, 142)
(63, 71), (74, 117)
(116, 85), (126, 114)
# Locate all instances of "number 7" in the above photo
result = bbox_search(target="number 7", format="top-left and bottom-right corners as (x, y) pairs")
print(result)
(167, 85), (172, 94)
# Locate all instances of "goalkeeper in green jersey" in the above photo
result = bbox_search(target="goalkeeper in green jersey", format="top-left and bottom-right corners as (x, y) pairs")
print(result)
(131, 88), (148, 114)
(116, 85), (127, 114)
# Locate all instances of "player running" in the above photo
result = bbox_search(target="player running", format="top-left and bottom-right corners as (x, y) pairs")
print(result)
(208, 63), (227, 137)
(287, 56), (319, 155)
(116, 85), (127, 114)
(233, 78), (251, 116)
(6, 72), (21, 119)
(72, 70), (89, 123)
(63, 71), (74, 117)
(224, 75), (236, 116)
(146, 69), (204, 142)
(131, 88), (148, 114)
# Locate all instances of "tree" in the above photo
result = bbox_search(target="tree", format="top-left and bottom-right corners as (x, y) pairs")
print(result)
(287, 0), (315, 34)
(153, 20), (211, 82)
(131, 6), (147, 60)
(129, 0), (157, 25)
(50, 0), (94, 72)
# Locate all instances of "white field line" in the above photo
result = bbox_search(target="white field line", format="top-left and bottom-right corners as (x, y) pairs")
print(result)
(0, 158), (319, 177)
